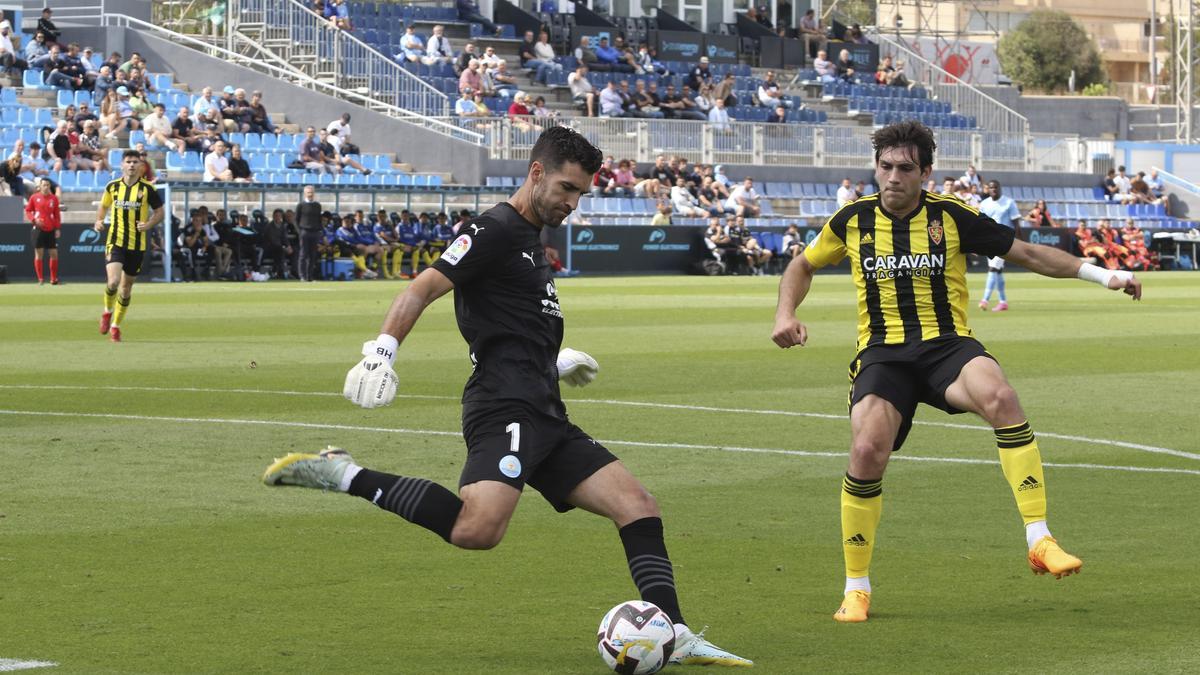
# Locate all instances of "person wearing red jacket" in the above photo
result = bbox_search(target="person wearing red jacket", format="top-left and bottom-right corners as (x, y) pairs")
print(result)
(25, 177), (62, 285)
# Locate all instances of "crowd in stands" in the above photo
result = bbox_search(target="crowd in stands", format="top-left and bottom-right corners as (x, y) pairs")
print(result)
(1099, 166), (1165, 206)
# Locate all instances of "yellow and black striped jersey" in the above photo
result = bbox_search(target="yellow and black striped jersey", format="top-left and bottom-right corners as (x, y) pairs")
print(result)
(804, 191), (1015, 352)
(101, 178), (163, 252)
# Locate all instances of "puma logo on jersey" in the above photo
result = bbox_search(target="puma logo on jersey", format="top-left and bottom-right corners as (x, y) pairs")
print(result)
(521, 251), (535, 266)
(469, 224), (485, 235)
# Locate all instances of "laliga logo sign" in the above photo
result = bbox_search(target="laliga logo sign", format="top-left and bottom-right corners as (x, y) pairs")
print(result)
(1028, 230), (1062, 247)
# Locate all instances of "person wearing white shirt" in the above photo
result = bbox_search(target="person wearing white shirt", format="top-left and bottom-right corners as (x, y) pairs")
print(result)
(670, 178), (707, 217)
(426, 25), (454, 64)
(813, 50), (837, 83)
(527, 30), (562, 85)
(836, 178), (856, 207)
(204, 140), (232, 182)
(192, 87), (217, 118)
(479, 45), (502, 69)
(598, 81), (625, 117)
(326, 113), (359, 155)
(143, 103), (185, 156)
(568, 65), (596, 116)
(960, 165), (981, 190)
(757, 71), (792, 109)
(725, 177), (761, 217)
(707, 98), (732, 131)
(398, 25), (433, 64)
(1113, 165), (1133, 203)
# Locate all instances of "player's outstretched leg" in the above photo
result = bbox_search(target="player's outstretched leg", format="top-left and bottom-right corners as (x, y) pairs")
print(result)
(994, 422), (1082, 578)
(263, 447), (464, 542)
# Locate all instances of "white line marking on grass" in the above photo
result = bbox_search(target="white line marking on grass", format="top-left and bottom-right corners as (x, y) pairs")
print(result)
(0, 659), (57, 672)
(1, 409), (1197, 477)
(3, 384), (1195, 462)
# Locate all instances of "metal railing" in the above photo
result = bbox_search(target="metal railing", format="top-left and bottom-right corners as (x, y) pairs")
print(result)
(867, 29), (1029, 138)
(1153, 166), (1200, 198)
(446, 115), (1086, 172)
(228, 0), (451, 117)
(101, 14), (481, 145)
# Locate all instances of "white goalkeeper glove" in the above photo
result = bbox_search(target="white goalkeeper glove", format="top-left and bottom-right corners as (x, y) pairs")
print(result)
(343, 336), (399, 409)
(557, 348), (599, 388)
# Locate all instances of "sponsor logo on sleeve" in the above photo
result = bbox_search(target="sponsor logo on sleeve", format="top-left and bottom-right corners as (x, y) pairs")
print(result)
(441, 234), (472, 265)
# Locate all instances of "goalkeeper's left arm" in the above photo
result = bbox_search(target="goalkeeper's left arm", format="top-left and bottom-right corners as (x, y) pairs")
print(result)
(557, 348), (599, 387)
(343, 268), (455, 408)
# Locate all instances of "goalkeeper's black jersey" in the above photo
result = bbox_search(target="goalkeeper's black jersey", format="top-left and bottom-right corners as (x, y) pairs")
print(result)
(431, 203), (566, 424)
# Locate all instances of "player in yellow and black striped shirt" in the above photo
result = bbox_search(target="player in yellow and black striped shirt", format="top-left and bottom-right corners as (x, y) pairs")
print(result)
(94, 149), (164, 342)
(772, 121), (1142, 624)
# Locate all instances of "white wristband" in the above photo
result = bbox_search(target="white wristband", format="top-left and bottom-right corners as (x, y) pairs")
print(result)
(365, 334), (399, 364)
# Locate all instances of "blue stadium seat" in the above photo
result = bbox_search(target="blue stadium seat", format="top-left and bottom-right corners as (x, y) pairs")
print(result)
(129, 130), (146, 146)
(23, 70), (48, 90)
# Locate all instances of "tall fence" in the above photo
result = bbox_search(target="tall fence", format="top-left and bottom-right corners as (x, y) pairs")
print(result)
(448, 116), (1096, 173)
(228, 0), (450, 117)
(868, 30), (1028, 139)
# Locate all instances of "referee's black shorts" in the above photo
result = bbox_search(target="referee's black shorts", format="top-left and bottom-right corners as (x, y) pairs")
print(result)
(105, 245), (145, 276)
(848, 335), (996, 452)
(31, 228), (56, 250)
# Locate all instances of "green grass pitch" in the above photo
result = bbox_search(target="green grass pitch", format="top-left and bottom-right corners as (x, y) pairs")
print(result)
(1, 273), (1198, 674)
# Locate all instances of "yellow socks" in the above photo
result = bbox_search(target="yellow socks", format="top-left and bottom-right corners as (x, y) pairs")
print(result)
(841, 473), (883, 591)
(104, 286), (117, 312)
(112, 295), (130, 327)
(996, 421), (1047, 526)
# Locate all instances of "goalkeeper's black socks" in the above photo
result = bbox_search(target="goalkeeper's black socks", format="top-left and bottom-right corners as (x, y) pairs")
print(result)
(619, 517), (686, 626)
(348, 469), (463, 543)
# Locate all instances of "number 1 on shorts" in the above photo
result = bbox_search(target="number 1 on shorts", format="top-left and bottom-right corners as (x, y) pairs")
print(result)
(506, 422), (520, 453)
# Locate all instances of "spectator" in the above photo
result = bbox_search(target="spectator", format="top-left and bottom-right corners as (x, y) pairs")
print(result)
(687, 56), (712, 92)
(80, 46), (97, 76)
(0, 20), (28, 76)
(671, 177), (707, 217)
(218, 85), (248, 133)
(1129, 171), (1160, 205)
(693, 83), (715, 116)
(798, 8), (827, 57)
(835, 49), (857, 82)
(192, 86), (218, 118)
(703, 216), (732, 269)
(93, 65), (114, 97)
(324, 127), (371, 175)
(758, 71), (792, 109)
(299, 125), (334, 174)
(487, 59), (519, 96)
(635, 43), (668, 76)
(696, 176), (723, 216)
(1096, 219), (1130, 263)
(259, 209), (294, 279)
(455, 42), (477, 75)
(612, 159), (636, 193)
(398, 25), (430, 64)
(1120, 218), (1156, 270)
(633, 80), (664, 118)
(875, 55), (910, 88)
(75, 119), (109, 170)
(846, 23), (869, 45)
(1145, 168), (1164, 199)
(143, 104), (186, 156)
(726, 215), (762, 274)
(24, 31), (48, 62)
(953, 179), (979, 206)
(712, 164), (732, 190)
(506, 92), (536, 130)
(568, 65), (596, 116)
(854, 180), (867, 199)
(177, 210), (213, 281)
(38, 7), (61, 45)
(228, 143), (254, 182)
(813, 50), (836, 83)
(677, 85), (707, 119)
(527, 31), (562, 85)
(246, 91), (275, 134)
(766, 104), (787, 124)
(659, 84), (700, 121)
(594, 37), (632, 72)
(455, 87), (484, 117)
(426, 25), (454, 64)
(73, 101), (97, 127)
(836, 177), (855, 206)
(1025, 199), (1055, 228)
(960, 164), (981, 191)
(708, 97), (733, 131)
(781, 223), (806, 260)
(204, 140), (233, 182)
(519, 29), (537, 68)
(46, 120), (78, 171)
(196, 107), (225, 152)
(531, 95), (556, 119)
(323, 0), (353, 31)
(599, 81), (625, 118)
(1112, 166), (1135, 203)
(712, 72), (737, 108)
(325, 113), (356, 154)
(614, 80), (643, 117)
(613, 36), (641, 73)
(1098, 168), (1119, 201)
(574, 36), (598, 70)
(1, 142), (34, 197)
(591, 156), (621, 196)
(456, 0), (501, 37)
(650, 203), (672, 226)
(459, 58), (483, 95)
(726, 177), (761, 217)
(170, 106), (203, 153)
(127, 86), (153, 123)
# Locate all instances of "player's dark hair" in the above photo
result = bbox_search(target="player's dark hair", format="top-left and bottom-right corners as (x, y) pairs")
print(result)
(528, 125), (603, 176)
(122, 149), (143, 160)
(872, 120), (936, 170)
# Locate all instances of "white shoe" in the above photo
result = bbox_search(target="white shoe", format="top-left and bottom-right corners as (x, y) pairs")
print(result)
(669, 625), (753, 667)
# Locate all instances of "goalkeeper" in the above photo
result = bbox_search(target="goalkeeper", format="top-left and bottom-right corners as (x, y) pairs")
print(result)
(262, 126), (751, 668)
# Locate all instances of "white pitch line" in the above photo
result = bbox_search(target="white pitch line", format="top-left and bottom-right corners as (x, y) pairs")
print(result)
(0, 660), (57, 672)
(0, 409), (1197, 477)
(3, 384), (1196, 462)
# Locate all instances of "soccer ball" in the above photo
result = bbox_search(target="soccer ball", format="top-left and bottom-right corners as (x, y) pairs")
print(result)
(596, 600), (676, 675)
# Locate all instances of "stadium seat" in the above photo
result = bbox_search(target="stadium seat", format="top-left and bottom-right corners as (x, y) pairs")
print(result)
(129, 130), (147, 146)
(23, 70), (49, 90)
